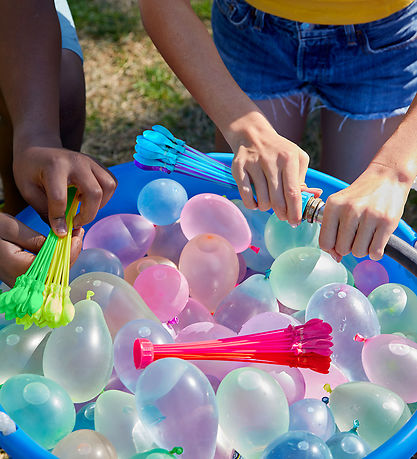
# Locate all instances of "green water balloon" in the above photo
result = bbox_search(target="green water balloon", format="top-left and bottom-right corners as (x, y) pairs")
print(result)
(368, 283), (417, 342)
(329, 381), (411, 450)
(216, 367), (289, 458)
(43, 296), (113, 403)
(264, 214), (320, 258)
(0, 323), (51, 384)
(0, 373), (75, 450)
(269, 247), (348, 310)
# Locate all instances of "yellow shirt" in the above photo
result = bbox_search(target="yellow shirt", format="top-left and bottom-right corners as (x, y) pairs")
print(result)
(245, 0), (414, 24)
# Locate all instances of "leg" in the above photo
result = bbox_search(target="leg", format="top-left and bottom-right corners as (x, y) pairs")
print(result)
(59, 49), (86, 151)
(215, 94), (310, 151)
(320, 108), (404, 184)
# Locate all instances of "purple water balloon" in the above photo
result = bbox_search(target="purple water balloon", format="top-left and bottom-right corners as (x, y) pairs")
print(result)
(83, 214), (155, 268)
(168, 298), (214, 335)
(353, 260), (389, 296)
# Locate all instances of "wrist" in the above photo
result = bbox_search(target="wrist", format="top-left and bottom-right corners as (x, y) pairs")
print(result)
(13, 129), (62, 157)
(366, 160), (416, 187)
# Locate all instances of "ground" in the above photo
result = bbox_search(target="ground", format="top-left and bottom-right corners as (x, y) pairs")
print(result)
(0, 0), (416, 457)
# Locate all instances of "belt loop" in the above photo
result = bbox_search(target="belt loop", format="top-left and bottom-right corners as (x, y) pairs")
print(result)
(253, 8), (265, 31)
(344, 24), (357, 46)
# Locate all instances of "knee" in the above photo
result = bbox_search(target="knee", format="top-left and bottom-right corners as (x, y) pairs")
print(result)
(59, 49), (86, 151)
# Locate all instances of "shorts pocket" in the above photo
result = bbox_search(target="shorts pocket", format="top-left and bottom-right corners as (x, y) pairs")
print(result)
(215, 0), (253, 29)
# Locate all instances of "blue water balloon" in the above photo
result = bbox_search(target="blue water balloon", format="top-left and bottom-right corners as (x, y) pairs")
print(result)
(69, 248), (124, 283)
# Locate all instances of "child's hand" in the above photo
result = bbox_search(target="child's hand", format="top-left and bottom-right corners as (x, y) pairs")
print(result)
(319, 163), (411, 261)
(0, 213), (84, 287)
(13, 146), (117, 236)
(228, 116), (318, 226)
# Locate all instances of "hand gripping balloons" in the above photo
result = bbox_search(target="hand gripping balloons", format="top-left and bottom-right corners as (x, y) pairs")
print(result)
(359, 333), (417, 403)
(95, 390), (155, 459)
(353, 260), (389, 297)
(70, 272), (159, 338)
(83, 214), (155, 268)
(262, 431), (333, 459)
(305, 283), (380, 381)
(52, 430), (117, 459)
(0, 323), (51, 384)
(179, 234), (239, 312)
(134, 265), (189, 322)
(368, 283), (417, 342)
(43, 294), (113, 403)
(329, 381), (411, 450)
(137, 178), (188, 226)
(180, 194), (251, 253)
(114, 319), (174, 392)
(0, 374), (75, 450)
(69, 248), (124, 283)
(214, 274), (279, 333)
(289, 398), (336, 441)
(216, 367), (289, 458)
(147, 221), (188, 266)
(124, 256), (177, 285)
(231, 199), (274, 272)
(264, 214), (320, 258)
(269, 247), (348, 310)
(135, 358), (219, 459)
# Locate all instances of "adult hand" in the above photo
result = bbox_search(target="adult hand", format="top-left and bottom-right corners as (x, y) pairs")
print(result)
(0, 213), (84, 287)
(13, 146), (117, 236)
(319, 163), (411, 261)
(229, 121), (320, 226)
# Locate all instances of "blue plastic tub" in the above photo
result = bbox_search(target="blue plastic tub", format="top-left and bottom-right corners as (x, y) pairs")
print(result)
(1, 158), (417, 458)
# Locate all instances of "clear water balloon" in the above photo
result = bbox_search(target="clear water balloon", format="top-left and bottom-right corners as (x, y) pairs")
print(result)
(52, 429), (117, 459)
(269, 247), (348, 310)
(43, 295), (114, 403)
(329, 381), (411, 450)
(137, 178), (188, 226)
(214, 274), (279, 333)
(83, 214), (155, 267)
(134, 265), (189, 322)
(69, 248), (124, 283)
(306, 283), (380, 381)
(179, 234), (239, 312)
(70, 272), (159, 338)
(135, 357), (219, 459)
(239, 311), (300, 336)
(326, 425), (372, 459)
(180, 194), (251, 253)
(264, 214), (320, 258)
(0, 374), (75, 450)
(216, 367), (289, 458)
(114, 319), (174, 393)
(74, 402), (96, 431)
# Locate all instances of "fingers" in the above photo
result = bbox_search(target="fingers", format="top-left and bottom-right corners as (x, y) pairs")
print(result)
(368, 225), (392, 260)
(70, 227), (84, 266)
(0, 239), (36, 287)
(91, 162), (117, 210)
(282, 156), (302, 225)
(43, 167), (69, 236)
(0, 213), (46, 253)
(245, 163), (270, 211)
(232, 158), (258, 210)
(71, 170), (103, 229)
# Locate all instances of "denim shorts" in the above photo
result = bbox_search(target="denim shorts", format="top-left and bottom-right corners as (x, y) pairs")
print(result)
(212, 0), (417, 119)
(55, 0), (83, 62)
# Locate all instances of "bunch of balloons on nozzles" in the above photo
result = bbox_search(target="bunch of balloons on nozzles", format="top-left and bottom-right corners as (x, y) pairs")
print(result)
(0, 177), (417, 459)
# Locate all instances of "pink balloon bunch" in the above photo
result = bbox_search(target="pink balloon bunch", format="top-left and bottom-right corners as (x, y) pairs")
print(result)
(134, 264), (189, 322)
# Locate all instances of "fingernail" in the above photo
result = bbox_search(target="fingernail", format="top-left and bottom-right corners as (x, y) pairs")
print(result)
(290, 224), (297, 229)
(55, 218), (67, 236)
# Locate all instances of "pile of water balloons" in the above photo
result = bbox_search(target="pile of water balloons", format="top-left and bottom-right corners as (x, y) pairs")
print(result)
(1, 176), (416, 459)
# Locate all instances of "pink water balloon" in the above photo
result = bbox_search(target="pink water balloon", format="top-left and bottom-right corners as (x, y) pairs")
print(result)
(180, 194), (251, 253)
(358, 333), (417, 403)
(124, 256), (176, 285)
(239, 311), (299, 336)
(168, 298), (214, 335)
(353, 260), (389, 296)
(301, 363), (349, 399)
(179, 234), (239, 312)
(83, 214), (155, 268)
(134, 265), (189, 322)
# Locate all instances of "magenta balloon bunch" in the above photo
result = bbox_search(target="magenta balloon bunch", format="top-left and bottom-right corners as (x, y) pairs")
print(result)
(134, 264), (189, 322)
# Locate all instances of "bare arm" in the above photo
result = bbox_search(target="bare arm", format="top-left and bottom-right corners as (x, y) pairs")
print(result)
(139, 0), (312, 226)
(0, 1), (116, 235)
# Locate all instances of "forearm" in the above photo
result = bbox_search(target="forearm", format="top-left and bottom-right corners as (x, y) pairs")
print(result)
(0, 0), (62, 152)
(138, 0), (268, 148)
(369, 96), (417, 186)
